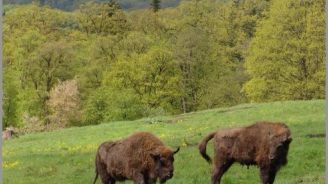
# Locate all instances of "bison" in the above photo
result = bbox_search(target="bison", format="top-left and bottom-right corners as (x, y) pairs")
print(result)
(199, 122), (292, 184)
(93, 132), (180, 184)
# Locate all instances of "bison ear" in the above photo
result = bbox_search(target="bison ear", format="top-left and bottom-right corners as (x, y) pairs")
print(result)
(173, 147), (180, 154)
(285, 136), (292, 143)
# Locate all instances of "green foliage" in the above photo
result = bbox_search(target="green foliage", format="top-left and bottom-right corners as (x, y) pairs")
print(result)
(83, 87), (145, 125)
(104, 88), (145, 121)
(3, 0), (325, 129)
(244, 0), (325, 102)
(174, 27), (212, 112)
(77, 2), (129, 36)
(103, 50), (181, 114)
(83, 88), (109, 125)
(3, 5), (79, 127)
(3, 69), (20, 128)
(22, 40), (75, 120)
(4, 0), (181, 11)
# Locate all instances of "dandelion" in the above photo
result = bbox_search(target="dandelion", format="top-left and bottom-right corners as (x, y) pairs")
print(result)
(3, 161), (20, 169)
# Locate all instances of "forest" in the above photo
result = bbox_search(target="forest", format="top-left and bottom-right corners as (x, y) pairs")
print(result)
(3, 0), (325, 131)
(4, 0), (181, 10)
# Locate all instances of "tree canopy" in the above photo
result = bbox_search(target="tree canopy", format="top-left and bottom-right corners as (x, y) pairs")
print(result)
(3, 0), (325, 130)
(243, 0), (325, 102)
(4, 0), (181, 11)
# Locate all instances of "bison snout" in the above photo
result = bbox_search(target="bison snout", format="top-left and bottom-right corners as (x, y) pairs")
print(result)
(164, 171), (173, 180)
(159, 172), (174, 184)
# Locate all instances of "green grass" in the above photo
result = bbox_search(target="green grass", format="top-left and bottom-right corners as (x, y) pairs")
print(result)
(3, 100), (325, 184)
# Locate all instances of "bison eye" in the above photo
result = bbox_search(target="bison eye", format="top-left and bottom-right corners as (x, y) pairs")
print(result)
(160, 158), (169, 165)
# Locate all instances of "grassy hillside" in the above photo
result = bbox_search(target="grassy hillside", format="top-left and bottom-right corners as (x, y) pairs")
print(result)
(3, 100), (325, 184)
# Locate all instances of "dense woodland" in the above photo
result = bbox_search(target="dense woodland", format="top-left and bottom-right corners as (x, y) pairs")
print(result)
(3, 0), (325, 131)
(4, 0), (181, 10)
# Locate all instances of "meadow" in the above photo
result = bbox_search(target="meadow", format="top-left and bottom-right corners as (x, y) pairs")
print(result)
(3, 100), (325, 184)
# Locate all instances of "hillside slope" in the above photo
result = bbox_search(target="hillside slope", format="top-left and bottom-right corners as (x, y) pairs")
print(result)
(3, 100), (325, 183)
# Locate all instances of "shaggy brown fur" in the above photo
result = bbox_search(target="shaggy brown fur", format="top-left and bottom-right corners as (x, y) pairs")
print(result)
(93, 132), (180, 184)
(199, 122), (292, 184)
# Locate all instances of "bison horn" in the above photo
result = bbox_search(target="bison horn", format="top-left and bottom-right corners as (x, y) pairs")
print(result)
(173, 147), (180, 154)
(281, 135), (292, 144)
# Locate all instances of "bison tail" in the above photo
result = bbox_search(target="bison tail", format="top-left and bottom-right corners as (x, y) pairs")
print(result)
(93, 153), (100, 184)
(198, 131), (216, 164)
(93, 170), (98, 184)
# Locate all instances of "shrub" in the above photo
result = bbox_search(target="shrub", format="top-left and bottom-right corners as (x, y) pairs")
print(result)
(47, 79), (82, 128)
(83, 87), (146, 125)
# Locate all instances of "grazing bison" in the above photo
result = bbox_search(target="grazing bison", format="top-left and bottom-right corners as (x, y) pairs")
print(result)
(93, 132), (180, 184)
(199, 122), (292, 184)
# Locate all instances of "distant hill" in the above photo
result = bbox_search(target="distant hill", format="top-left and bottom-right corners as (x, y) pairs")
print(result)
(3, 0), (181, 11)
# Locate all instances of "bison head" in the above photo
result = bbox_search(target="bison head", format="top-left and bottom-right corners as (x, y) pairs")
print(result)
(268, 128), (292, 166)
(151, 147), (180, 183)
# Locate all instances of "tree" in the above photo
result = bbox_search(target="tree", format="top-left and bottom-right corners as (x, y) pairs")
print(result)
(174, 27), (212, 113)
(151, 0), (161, 12)
(22, 40), (75, 122)
(4, 0), (181, 11)
(243, 0), (325, 102)
(47, 79), (81, 128)
(4, 5), (76, 38)
(3, 69), (20, 128)
(4, 0), (323, 130)
(77, 2), (129, 36)
(83, 87), (145, 125)
(102, 44), (182, 115)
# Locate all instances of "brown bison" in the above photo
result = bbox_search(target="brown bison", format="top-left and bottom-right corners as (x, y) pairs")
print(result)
(199, 122), (292, 184)
(93, 132), (180, 184)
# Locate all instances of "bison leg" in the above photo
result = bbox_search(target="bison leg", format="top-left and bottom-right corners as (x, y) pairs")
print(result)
(99, 175), (115, 184)
(98, 173), (110, 184)
(96, 162), (111, 184)
(108, 178), (116, 184)
(211, 160), (233, 184)
(259, 166), (277, 184)
(133, 173), (146, 184)
(145, 175), (156, 184)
